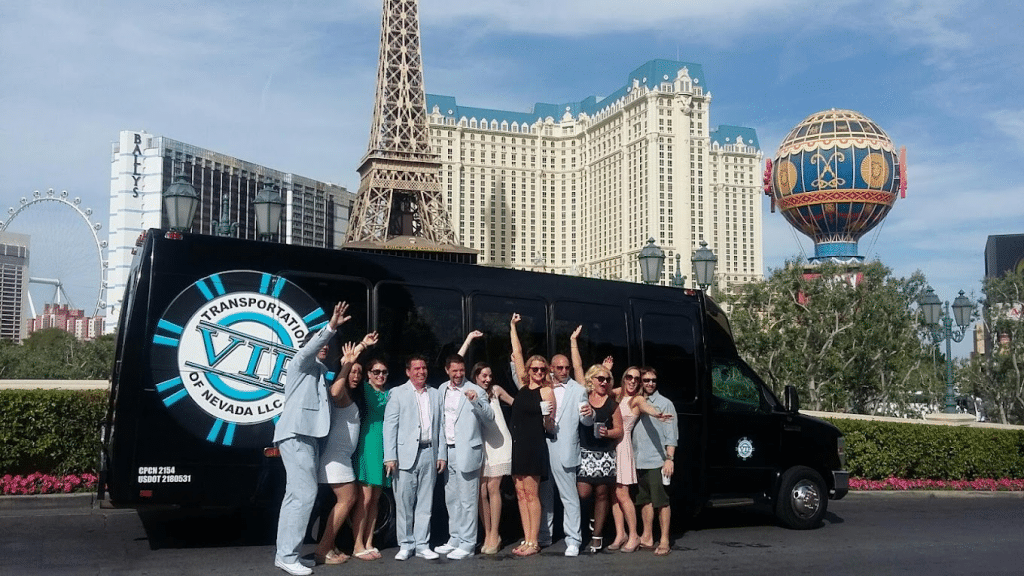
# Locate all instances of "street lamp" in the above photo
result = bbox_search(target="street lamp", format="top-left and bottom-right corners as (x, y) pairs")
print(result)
(919, 287), (974, 413)
(691, 239), (717, 290)
(637, 238), (665, 284)
(253, 182), (285, 241)
(162, 175), (200, 237)
(670, 253), (687, 287)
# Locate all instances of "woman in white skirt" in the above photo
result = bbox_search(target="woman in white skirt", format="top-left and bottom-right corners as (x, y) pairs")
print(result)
(314, 336), (375, 564)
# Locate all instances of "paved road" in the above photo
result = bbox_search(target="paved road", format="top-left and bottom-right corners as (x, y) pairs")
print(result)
(2, 491), (1022, 575)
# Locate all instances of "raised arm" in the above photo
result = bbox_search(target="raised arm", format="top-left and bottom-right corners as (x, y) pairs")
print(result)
(510, 314), (527, 389)
(458, 329), (483, 357)
(335, 331), (378, 388)
(330, 341), (358, 402)
(569, 325), (585, 384)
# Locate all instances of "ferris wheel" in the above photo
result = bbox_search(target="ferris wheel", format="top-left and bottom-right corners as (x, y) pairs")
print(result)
(0, 189), (108, 318)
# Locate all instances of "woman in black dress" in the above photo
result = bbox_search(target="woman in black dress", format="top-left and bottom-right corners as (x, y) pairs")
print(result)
(509, 313), (555, 557)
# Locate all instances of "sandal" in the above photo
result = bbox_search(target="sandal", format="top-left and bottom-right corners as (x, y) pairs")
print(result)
(607, 539), (623, 551)
(621, 538), (640, 553)
(353, 549), (377, 561)
(654, 544), (671, 556)
(513, 541), (539, 556)
(316, 549), (349, 565)
(588, 536), (603, 553)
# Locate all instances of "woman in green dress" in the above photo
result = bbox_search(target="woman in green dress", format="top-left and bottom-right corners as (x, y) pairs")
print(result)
(349, 354), (390, 560)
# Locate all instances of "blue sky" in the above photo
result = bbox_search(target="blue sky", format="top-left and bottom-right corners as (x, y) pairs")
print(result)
(2, 1), (1022, 356)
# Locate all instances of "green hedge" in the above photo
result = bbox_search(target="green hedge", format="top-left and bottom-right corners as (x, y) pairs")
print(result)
(828, 418), (1024, 480)
(0, 389), (108, 476)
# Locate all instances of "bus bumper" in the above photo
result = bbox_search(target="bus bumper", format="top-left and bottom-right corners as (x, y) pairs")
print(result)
(831, 470), (849, 500)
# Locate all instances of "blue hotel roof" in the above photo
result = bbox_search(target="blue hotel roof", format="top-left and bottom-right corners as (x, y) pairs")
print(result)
(426, 59), (758, 151)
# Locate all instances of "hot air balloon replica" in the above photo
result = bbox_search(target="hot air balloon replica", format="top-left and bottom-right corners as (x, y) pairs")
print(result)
(765, 109), (906, 264)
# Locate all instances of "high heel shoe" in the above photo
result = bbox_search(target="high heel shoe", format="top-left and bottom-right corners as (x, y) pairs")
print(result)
(588, 536), (603, 553)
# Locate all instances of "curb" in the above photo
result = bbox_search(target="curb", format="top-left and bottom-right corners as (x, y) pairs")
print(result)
(847, 490), (1024, 499)
(0, 492), (96, 510)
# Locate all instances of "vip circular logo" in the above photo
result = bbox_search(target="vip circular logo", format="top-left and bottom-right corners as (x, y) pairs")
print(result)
(150, 271), (326, 447)
(736, 437), (755, 461)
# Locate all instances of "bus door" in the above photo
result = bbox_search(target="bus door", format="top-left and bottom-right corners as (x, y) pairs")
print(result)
(631, 301), (704, 517)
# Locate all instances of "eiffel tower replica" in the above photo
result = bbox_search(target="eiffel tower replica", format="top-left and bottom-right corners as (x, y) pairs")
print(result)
(344, 0), (475, 263)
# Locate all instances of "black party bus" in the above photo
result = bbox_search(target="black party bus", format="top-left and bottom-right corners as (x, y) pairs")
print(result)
(100, 229), (847, 538)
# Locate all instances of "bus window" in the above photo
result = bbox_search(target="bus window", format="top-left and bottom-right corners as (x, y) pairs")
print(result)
(376, 282), (463, 387)
(279, 273), (371, 365)
(552, 301), (628, 374)
(469, 294), (546, 393)
(710, 357), (768, 413)
(639, 313), (698, 405)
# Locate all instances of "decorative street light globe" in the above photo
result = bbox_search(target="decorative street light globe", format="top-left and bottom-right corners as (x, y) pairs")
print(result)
(691, 240), (717, 290)
(638, 238), (665, 284)
(162, 175), (199, 234)
(253, 183), (285, 241)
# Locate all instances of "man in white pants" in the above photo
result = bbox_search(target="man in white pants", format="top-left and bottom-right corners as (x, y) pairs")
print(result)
(538, 352), (592, 556)
(274, 302), (349, 576)
(383, 355), (447, 561)
(434, 353), (493, 559)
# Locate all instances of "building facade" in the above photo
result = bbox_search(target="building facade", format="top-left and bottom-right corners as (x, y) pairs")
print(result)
(107, 131), (356, 332)
(27, 303), (105, 341)
(425, 59), (763, 286)
(0, 232), (30, 342)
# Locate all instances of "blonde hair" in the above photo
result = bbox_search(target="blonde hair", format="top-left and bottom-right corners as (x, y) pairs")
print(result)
(583, 364), (612, 393)
(522, 354), (550, 387)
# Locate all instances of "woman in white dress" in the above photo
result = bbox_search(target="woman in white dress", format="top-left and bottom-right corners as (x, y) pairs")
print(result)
(314, 335), (376, 564)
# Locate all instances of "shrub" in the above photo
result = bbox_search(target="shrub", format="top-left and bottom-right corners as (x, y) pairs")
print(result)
(0, 389), (108, 476)
(828, 418), (1024, 480)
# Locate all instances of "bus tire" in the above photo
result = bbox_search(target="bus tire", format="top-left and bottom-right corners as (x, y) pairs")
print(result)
(775, 466), (827, 530)
(373, 488), (397, 549)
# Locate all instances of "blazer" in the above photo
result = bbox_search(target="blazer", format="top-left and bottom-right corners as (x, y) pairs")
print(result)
(547, 378), (593, 468)
(383, 381), (448, 470)
(273, 325), (335, 443)
(440, 380), (494, 471)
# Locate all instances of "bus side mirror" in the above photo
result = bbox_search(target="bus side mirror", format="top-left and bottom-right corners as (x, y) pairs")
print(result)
(784, 385), (800, 413)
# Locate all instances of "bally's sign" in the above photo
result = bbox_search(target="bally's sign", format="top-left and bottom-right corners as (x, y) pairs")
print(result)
(150, 271), (326, 447)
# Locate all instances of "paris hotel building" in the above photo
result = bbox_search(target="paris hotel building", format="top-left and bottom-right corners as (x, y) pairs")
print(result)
(426, 59), (763, 287)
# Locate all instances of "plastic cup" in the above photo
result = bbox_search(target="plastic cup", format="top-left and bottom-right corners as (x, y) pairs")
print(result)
(593, 422), (604, 438)
(662, 472), (671, 485)
(539, 400), (552, 415)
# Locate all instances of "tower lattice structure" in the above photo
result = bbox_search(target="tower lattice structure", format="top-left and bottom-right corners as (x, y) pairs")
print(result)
(345, 0), (459, 246)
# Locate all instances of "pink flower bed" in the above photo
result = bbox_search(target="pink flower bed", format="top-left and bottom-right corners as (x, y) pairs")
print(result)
(851, 477), (1024, 491)
(1, 473), (98, 495)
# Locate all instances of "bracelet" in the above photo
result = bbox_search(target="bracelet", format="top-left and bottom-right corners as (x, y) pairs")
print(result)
(665, 455), (674, 461)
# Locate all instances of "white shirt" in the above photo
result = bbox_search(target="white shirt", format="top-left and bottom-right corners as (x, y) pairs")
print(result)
(443, 381), (462, 444)
(414, 386), (432, 444)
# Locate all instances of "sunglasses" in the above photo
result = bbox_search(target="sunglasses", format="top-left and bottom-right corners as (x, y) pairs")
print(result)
(642, 378), (657, 383)
(369, 369), (389, 376)
(593, 375), (610, 384)
(551, 365), (570, 370)
(624, 374), (639, 381)
(529, 366), (548, 373)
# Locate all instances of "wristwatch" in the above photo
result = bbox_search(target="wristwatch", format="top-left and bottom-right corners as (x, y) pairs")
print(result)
(664, 454), (674, 461)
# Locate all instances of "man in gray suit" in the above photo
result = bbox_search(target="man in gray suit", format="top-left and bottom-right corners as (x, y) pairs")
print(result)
(274, 302), (349, 576)
(383, 355), (448, 561)
(434, 353), (493, 560)
(538, 343), (593, 557)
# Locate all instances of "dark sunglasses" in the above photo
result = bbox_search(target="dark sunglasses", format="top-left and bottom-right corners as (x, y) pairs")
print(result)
(369, 369), (389, 376)
(642, 377), (657, 383)
(529, 366), (548, 373)
(623, 374), (639, 381)
(593, 375), (610, 384)
(551, 365), (570, 370)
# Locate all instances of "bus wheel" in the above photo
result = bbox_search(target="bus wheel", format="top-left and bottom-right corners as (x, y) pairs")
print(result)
(775, 466), (827, 530)
(373, 488), (397, 549)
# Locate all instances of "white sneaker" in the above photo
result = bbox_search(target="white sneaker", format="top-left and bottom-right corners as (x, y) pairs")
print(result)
(298, 558), (315, 568)
(564, 544), (580, 557)
(395, 549), (412, 561)
(416, 548), (440, 560)
(434, 543), (456, 554)
(447, 548), (474, 560)
(275, 558), (313, 576)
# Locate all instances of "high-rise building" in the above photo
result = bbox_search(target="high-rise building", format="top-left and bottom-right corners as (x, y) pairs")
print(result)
(0, 232), (30, 343)
(107, 131), (356, 332)
(425, 59), (763, 286)
(27, 303), (105, 341)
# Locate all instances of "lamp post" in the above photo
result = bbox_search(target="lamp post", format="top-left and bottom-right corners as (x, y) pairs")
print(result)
(918, 287), (974, 413)
(162, 175), (200, 237)
(252, 182), (285, 241)
(638, 238), (665, 285)
(691, 239), (717, 291)
(213, 195), (239, 237)
(670, 253), (687, 287)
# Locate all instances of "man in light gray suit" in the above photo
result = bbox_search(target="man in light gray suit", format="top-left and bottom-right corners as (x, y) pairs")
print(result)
(433, 353), (493, 560)
(537, 329), (593, 557)
(383, 355), (448, 561)
(274, 301), (349, 576)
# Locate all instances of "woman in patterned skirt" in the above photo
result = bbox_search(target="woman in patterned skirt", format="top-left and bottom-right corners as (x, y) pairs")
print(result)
(575, 364), (622, 553)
